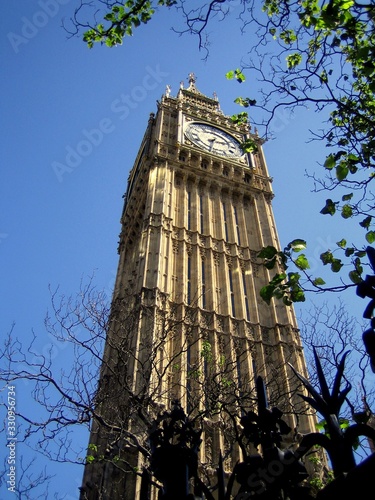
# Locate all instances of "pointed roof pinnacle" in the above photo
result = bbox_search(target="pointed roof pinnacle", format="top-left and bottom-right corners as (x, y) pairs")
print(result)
(172, 74), (222, 114)
(186, 72), (204, 96)
(184, 73), (218, 102)
(188, 72), (197, 89)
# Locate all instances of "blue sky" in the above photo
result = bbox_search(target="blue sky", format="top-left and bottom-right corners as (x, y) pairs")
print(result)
(1, 1), (370, 498)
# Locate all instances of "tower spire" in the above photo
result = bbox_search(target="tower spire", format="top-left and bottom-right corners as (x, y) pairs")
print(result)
(177, 73), (221, 113)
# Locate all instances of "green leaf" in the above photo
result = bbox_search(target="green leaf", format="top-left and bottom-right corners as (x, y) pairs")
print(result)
(331, 259), (343, 272)
(360, 216), (372, 229)
(349, 271), (362, 284)
(258, 246), (278, 259)
(260, 273), (286, 304)
(320, 69), (328, 83)
(236, 73), (246, 83)
(280, 29), (297, 44)
(288, 271), (301, 285)
(320, 199), (337, 216)
(295, 254), (310, 270)
(264, 259), (277, 270)
(316, 420), (326, 432)
(341, 0), (354, 8)
(241, 138), (258, 153)
(354, 250), (367, 258)
(320, 251), (333, 265)
(201, 340), (213, 362)
(324, 154), (336, 170)
(228, 68), (246, 83)
(286, 53), (302, 69)
(234, 97), (256, 107)
(260, 284), (275, 304)
(258, 246), (280, 270)
(313, 277), (326, 286)
(342, 193), (353, 201)
(336, 239), (347, 248)
(366, 231), (375, 244)
(347, 153), (359, 163)
(354, 257), (363, 275)
(336, 163), (349, 181)
(288, 239), (307, 252)
(104, 13), (116, 21)
(341, 204), (353, 219)
(231, 112), (248, 125)
(290, 288), (305, 302)
(339, 418), (350, 430)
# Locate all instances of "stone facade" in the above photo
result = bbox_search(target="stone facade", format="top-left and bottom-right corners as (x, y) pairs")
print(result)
(80, 75), (316, 499)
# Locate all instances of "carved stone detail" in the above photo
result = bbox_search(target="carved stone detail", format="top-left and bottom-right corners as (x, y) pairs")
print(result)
(262, 327), (271, 343)
(252, 263), (260, 277)
(172, 240), (179, 254)
(217, 316), (225, 333)
(231, 320), (240, 336)
(250, 250), (258, 261)
(205, 433), (213, 463)
(245, 324), (255, 340)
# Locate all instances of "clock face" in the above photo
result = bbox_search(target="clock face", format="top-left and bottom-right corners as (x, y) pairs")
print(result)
(185, 123), (243, 158)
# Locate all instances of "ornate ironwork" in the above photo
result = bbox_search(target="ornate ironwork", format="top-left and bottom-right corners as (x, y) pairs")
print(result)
(232, 375), (312, 500)
(289, 349), (375, 477)
(144, 351), (375, 499)
(147, 400), (202, 499)
(357, 245), (375, 372)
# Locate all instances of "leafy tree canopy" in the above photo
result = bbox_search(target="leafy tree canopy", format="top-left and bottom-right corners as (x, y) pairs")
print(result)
(68, 0), (375, 304)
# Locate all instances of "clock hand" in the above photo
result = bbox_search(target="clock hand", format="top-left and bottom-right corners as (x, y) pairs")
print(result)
(207, 137), (216, 151)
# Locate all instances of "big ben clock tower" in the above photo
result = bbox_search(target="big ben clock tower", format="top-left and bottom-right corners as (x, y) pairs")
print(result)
(80, 74), (316, 499)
